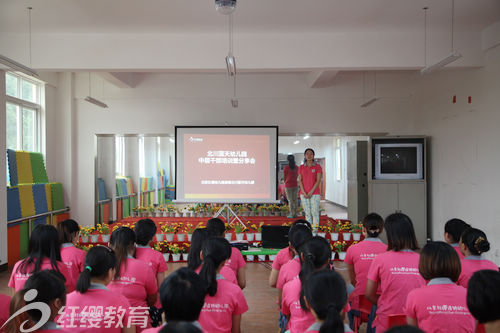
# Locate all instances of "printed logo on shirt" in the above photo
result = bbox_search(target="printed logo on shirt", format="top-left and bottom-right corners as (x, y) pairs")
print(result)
(425, 304), (471, 315)
(389, 266), (419, 275)
(115, 276), (137, 284)
(359, 253), (378, 260)
(202, 303), (230, 313)
(312, 169), (316, 173)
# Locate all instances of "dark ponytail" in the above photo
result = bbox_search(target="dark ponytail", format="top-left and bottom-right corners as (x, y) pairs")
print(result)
(18, 225), (62, 277)
(109, 227), (136, 278)
(304, 270), (347, 333)
(362, 213), (384, 238)
(199, 237), (231, 297)
(287, 154), (296, 170)
(461, 228), (490, 255)
(288, 224), (313, 255)
(57, 219), (81, 244)
(188, 228), (210, 270)
(76, 246), (116, 293)
(299, 236), (332, 310)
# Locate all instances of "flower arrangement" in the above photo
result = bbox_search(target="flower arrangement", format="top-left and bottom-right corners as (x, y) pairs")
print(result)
(79, 227), (92, 237)
(333, 221), (343, 233)
(96, 224), (110, 234)
(332, 241), (347, 252)
(279, 205), (289, 212)
(169, 243), (182, 255)
(225, 223), (233, 232)
(340, 221), (352, 231)
(318, 225), (329, 233)
(234, 224), (246, 234)
(351, 223), (363, 233)
(181, 243), (190, 253)
(77, 244), (94, 251)
(258, 222), (265, 233)
(160, 223), (179, 234)
(247, 223), (258, 232)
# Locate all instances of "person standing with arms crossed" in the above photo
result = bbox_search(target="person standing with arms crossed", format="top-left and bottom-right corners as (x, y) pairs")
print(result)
(298, 148), (322, 231)
(284, 154), (299, 218)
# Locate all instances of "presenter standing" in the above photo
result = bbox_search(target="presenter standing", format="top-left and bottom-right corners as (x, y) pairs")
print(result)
(298, 148), (322, 230)
(283, 155), (299, 218)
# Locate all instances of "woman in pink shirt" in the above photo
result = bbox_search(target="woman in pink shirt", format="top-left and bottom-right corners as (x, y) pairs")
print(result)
(444, 218), (470, 260)
(62, 245), (135, 333)
(206, 218), (246, 289)
(345, 213), (386, 332)
(0, 293), (11, 332)
(269, 220), (311, 288)
(284, 155), (299, 218)
(198, 237), (248, 333)
(282, 236), (331, 333)
(457, 228), (498, 287)
(405, 241), (475, 333)
(366, 213), (426, 333)
(303, 270), (351, 333)
(8, 224), (75, 292)
(107, 227), (158, 331)
(58, 219), (86, 284)
(298, 148), (322, 229)
(467, 270), (500, 333)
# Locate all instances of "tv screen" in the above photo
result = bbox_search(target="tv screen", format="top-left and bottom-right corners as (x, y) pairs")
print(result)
(380, 147), (418, 174)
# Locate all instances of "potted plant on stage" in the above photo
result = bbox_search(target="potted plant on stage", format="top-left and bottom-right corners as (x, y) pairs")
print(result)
(333, 241), (348, 260)
(97, 223), (110, 242)
(341, 221), (352, 241)
(147, 206), (155, 217)
(181, 243), (190, 261)
(80, 227), (90, 243)
(185, 223), (195, 242)
(155, 240), (170, 262)
(131, 207), (139, 217)
(176, 223), (186, 242)
(88, 227), (99, 243)
(161, 223), (175, 242)
(224, 223), (233, 241)
(317, 225), (327, 238)
(330, 220), (342, 241)
(280, 205), (289, 217)
(234, 224), (246, 241)
(249, 204), (258, 217)
(246, 223), (257, 241)
(155, 224), (165, 242)
(255, 222), (264, 241)
(351, 223), (363, 241)
(170, 243), (182, 262)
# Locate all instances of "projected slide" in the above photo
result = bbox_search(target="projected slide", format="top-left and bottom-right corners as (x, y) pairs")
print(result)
(176, 127), (278, 203)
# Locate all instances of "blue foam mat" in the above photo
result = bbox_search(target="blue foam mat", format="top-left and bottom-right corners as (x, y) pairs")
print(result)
(7, 187), (22, 221)
(7, 149), (18, 186)
(33, 184), (48, 214)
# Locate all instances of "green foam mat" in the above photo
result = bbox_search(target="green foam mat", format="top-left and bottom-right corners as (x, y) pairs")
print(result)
(122, 197), (130, 218)
(50, 182), (65, 210)
(20, 222), (29, 259)
(30, 152), (49, 183)
(241, 248), (281, 256)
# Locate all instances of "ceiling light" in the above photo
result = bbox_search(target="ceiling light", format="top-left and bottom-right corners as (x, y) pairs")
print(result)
(226, 54), (236, 76)
(215, 0), (236, 15)
(85, 96), (108, 108)
(360, 97), (379, 108)
(169, 138), (175, 143)
(303, 135), (310, 140)
(293, 140), (300, 145)
(231, 98), (238, 108)
(421, 51), (462, 74)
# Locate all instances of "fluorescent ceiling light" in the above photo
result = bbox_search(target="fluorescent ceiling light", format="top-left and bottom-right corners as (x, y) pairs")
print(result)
(215, 0), (236, 15)
(360, 97), (379, 108)
(303, 135), (310, 140)
(169, 138), (175, 143)
(293, 140), (300, 145)
(85, 96), (108, 108)
(226, 54), (236, 76)
(421, 51), (462, 74)
(0, 54), (38, 77)
(231, 98), (238, 108)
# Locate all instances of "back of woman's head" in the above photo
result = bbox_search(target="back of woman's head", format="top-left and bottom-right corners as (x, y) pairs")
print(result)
(134, 218), (157, 246)
(467, 270), (500, 324)
(57, 219), (80, 244)
(418, 241), (461, 282)
(304, 270), (347, 333)
(385, 213), (419, 251)
(76, 246), (116, 293)
(6, 290), (33, 333)
(299, 236), (332, 310)
(159, 321), (203, 333)
(460, 227), (490, 255)
(206, 218), (225, 237)
(288, 224), (313, 253)
(19, 224), (62, 275)
(199, 237), (232, 297)
(362, 213), (384, 238)
(291, 219), (312, 231)
(24, 270), (66, 322)
(110, 227), (136, 278)
(287, 154), (296, 169)
(444, 218), (470, 243)
(188, 228), (210, 270)
(160, 267), (206, 322)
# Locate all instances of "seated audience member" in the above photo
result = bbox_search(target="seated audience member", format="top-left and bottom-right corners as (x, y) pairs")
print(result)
(458, 227), (498, 287)
(366, 213), (425, 333)
(62, 245), (134, 332)
(206, 218), (246, 289)
(197, 237), (248, 333)
(345, 213), (386, 332)
(269, 220), (311, 288)
(58, 219), (86, 283)
(303, 270), (351, 333)
(443, 218), (470, 260)
(187, 228), (237, 285)
(405, 241), (475, 333)
(467, 270), (500, 333)
(0, 293), (12, 331)
(143, 267), (206, 333)
(8, 224), (74, 292)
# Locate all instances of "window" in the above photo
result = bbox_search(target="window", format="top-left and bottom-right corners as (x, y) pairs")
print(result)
(115, 136), (125, 176)
(335, 138), (342, 181)
(5, 72), (41, 152)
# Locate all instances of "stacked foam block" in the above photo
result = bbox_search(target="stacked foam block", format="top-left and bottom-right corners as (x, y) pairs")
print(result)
(157, 169), (168, 205)
(139, 177), (155, 207)
(6, 149), (67, 265)
(116, 176), (135, 219)
(97, 178), (110, 224)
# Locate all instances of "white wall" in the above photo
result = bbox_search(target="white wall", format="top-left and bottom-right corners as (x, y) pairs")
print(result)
(415, 45), (500, 265)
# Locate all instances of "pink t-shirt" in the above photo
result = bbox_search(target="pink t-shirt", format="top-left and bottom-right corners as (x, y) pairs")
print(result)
(344, 238), (387, 310)
(198, 278), (248, 333)
(135, 246), (169, 276)
(282, 279), (315, 333)
(60, 244), (86, 285)
(107, 257), (158, 309)
(272, 247), (293, 271)
(0, 294), (12, 331)
(457, 256), (499, 288)
(452, 244), (465, 260)
(276, 257), (301, 290)
(8, 257), (75, 292)
(367, 250), (425, 333)
(298, 163), (323, 195)
(195, 265), (238, 286)
(224, 247), (246, 275)
(283, 165), (299, 188)
(405, 278), (475, 333)
(60, 285), (132, 332)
